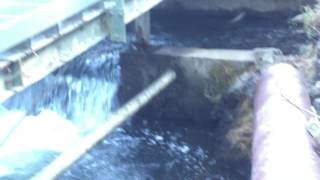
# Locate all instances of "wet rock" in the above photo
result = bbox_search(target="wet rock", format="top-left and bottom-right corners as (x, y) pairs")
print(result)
(226, 99), (253, 158)
(254, 47), (284, 67)
(313, 98), (320, 113)
(310, 81), (320, 98)
(120, 47), (257, 128)
(290, 45), (318, 86)
(154, 47), (256, 102)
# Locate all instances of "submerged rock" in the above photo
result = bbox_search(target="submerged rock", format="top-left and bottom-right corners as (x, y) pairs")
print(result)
(313, 98), (320, 113)
(310, 81), (320, 98)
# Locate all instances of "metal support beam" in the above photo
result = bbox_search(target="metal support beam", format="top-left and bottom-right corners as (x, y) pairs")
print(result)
(0, 0), (163, 103)
(0, 8), (114, 103)
(0, 0), (107, 53)
(105, 0), (126, 42)
(134, 12), (150, 45)
(0, 61), (22, 90)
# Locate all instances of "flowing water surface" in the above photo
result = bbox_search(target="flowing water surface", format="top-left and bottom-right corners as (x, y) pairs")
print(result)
(1, 10), (309, 180)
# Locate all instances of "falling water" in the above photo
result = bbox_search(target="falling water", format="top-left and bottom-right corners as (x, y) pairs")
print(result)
(0, 10), (310, 180)
(4, 41), (122, 132)
(0, 40), (124, 179)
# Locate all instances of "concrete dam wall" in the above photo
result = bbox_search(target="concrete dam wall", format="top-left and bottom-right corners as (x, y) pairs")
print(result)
(158, 0), (312, 12)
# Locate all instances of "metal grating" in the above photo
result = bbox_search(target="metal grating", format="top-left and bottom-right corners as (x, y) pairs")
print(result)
(0, 0), (105, 53)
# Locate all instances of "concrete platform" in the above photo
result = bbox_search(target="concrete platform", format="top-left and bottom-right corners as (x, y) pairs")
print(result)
(155, 47), (257, 62)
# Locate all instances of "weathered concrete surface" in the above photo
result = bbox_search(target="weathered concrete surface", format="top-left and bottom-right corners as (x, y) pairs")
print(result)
(158, 0), (312, 12)
(118, 47), (260, 130)
(155, 47), (257, 62)
(154, 47), (257, 102)
(118, 46), (290, 159)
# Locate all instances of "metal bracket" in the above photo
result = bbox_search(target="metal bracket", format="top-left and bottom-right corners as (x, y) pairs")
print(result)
(134, 12), (150, 45)
(0, 60), (22, 90)
(104, 0), (126, 42)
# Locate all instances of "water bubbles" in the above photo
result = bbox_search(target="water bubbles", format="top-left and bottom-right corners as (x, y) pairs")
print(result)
(142, 129), (151, 136)
(206, 174), (226, 180)
(148, 139), (157, 145)
(179, 144), (190, 154)
(0, 40), (124, 179)
(195, 147), (207, 160)
(167, 142), (175, 151)
(142, 119), (148, 126)
(154, 135), (163, 141)
(71, 79), (82, 94)
(65, 75), (73, 85)
(208, 159), (217, 166)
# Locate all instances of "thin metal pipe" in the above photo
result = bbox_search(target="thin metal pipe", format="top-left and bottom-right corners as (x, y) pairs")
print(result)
(31, 70), (176, 180)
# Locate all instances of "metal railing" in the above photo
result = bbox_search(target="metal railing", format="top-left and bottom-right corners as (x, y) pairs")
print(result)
(0, 0), (108, 53)
(0, 0), (162, 103)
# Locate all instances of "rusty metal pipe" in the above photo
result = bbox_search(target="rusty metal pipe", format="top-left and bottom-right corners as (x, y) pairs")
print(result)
(252, 63), (320, 180)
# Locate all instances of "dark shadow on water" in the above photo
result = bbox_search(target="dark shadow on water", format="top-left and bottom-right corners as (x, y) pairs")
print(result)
(150, 10), (309, 54)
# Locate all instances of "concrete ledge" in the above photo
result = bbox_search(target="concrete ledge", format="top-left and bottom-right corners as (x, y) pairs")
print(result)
(157, 0), (310, 12)
(155, 47), (257, 62)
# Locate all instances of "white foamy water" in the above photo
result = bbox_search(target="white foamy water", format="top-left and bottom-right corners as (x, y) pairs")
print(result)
(0, 40), (123, 179)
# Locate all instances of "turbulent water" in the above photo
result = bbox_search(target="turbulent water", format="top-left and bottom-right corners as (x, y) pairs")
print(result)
(0, 10), (309, 180)
(61, 11), (308, 180)
(4, 41), (122, 133)
(1, 40), (124, 179)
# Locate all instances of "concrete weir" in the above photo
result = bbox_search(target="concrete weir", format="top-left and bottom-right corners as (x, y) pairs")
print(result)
(159, 0), (310, 12)
(152, 47), (281, 101)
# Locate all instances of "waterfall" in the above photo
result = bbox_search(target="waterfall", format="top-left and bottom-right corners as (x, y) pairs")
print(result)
(0, 40), (124, 178)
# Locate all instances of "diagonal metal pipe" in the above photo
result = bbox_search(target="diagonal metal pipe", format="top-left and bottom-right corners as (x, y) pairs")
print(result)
(31, 70), (176, 180)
